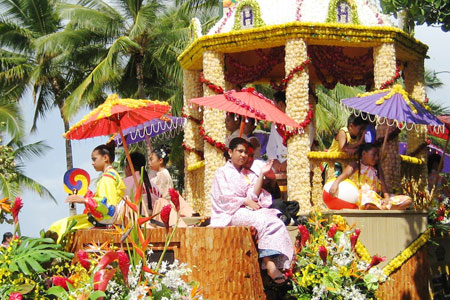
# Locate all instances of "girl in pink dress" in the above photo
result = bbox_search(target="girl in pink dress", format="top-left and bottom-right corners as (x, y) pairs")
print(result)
(210, 137), (293, 285)
(149, 146), (193, 227)
(330, 143), (412, 210)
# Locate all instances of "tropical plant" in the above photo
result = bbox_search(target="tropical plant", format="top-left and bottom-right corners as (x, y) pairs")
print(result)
(314, 83), (366, 149)
(288, 212), (386, 300)
(381, 0), (450, 32)
(60, 0), (218, 119)
(0, 0), (86, 177)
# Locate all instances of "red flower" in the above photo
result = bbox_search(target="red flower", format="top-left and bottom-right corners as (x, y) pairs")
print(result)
(366, 255), (385, 271)
(168, 188), (180, 211)
(11, 197), (23, 223)
(354, 228), (361, 238)
(93, 269), (116, 292)
(117, 250), (130, 283)
(318, 246), (328, 265)
(9, 293), (22, 300)
(438, 207), (446, 216)
(161, 205), (171, 229)
(297, 225), (310, 247)
(284, 269), (293, 279)
(350, 233), (359, 250)
(51, 276), (73, 290)
(77, 250), (90, 270)
(437, 215), (445, 222)
(327, 225), (337, 238)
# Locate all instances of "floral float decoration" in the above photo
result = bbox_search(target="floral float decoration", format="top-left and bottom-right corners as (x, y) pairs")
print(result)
(288, 212), (386, 299)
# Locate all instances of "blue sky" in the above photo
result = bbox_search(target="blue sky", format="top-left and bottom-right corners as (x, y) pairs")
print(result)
(1, 24), (449, 237)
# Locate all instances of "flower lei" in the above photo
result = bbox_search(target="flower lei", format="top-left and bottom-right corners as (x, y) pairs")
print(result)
(181, 112), (204, 159)
(277, 103), (314, 146)
(182, 142), (204, 160)
(225, 47), (285, 85)
(199, 73), (224, 94)
(271, 57), (312, 91)
(309, 46), (373, 90)
(295, 0), (304, 21)
(199, 121), (228, 152)
(379, 65), (402, 90)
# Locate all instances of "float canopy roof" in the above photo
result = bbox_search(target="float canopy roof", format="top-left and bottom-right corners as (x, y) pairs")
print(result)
(178, 0), (428, 71)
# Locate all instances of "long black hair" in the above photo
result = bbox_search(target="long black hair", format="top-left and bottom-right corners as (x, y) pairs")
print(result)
(129, 152), (153, 210)
(2, 232), (12, 243)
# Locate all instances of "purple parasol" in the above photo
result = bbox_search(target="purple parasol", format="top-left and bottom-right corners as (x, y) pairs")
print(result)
(341, 84), (443, 128)
(114, 116), (185, 146)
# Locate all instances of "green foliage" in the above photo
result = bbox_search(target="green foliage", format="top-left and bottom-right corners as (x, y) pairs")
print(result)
(2, 237), (73, 275)
(381, 0), (450, 32)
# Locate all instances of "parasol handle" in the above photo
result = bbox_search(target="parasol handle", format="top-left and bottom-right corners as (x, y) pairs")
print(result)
(119, 128), (140, 189)
(238, 119), (245, 138)
(380, 127), (389, 159)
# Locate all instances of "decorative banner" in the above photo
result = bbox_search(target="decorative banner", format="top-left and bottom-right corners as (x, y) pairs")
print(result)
(64, 168), (91, 196)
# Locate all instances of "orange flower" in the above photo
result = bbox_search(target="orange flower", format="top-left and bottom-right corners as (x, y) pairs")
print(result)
(0, 197), (11, 213)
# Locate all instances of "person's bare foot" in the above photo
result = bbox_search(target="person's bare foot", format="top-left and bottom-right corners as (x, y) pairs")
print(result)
(263, 257), (286, 284)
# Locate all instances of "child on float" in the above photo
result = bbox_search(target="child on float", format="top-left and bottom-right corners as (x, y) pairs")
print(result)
(427, 153), (450, 197)
(329, 143), (412, 210)
(49, 144), (126, 241)
(329, 115), (368, 155)
(211, 137), (293, 286)
(148, 145), (193, 227)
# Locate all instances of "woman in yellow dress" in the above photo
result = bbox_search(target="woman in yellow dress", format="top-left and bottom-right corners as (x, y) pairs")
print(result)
(49, 144), (125, 241)
(329, 143), (411, 210)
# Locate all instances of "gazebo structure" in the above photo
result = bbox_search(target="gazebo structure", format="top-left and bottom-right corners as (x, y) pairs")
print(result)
(179, 0), (429, 216)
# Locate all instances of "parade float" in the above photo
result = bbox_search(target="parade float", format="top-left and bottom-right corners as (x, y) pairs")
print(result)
(1, 0), (449, 299)
(177, 0), (449, 298)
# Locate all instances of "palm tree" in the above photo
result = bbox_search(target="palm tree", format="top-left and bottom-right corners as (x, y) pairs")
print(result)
(0, 99), (55, 201)
(0, 0), (92, 173)
(60, 0), (219, 119)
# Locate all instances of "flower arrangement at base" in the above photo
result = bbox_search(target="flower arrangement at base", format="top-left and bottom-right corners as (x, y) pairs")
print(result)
(428, 196), (450, 237)
(288, 211), (386, 300)
(0, 187), (204, 299)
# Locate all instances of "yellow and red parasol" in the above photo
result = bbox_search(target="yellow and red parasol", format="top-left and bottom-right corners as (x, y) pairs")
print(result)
(64, 94), (171, 187)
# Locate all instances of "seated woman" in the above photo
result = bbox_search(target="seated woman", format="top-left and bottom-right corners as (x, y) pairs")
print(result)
(49, 144), (125, 241)
(210, 137), (293, 285)
(149, 145), (193, 227)
(329, 143), (412, 210)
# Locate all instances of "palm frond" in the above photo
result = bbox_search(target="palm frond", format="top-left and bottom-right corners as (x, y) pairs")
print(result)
(63, 36), (139, 119)
(128, 2), (160, 39)
(9, 140), (52, 162)
(0, 99), (24, 139)
(14, 173), (56, 203)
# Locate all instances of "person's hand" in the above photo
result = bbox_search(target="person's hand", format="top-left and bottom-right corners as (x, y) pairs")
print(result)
(329, 182), (339, 196)
(260, 160), (274, 176)
(66, 195), (85, 204)
(244, 198), (260, 210)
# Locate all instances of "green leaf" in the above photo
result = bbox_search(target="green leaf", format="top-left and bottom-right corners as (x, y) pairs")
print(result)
(89, 291), (107, 300)
(47, 286), (69, 299)
(12, 283), (35, 294)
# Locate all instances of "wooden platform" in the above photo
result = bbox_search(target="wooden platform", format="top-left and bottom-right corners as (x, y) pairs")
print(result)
(72, 226), (266, 300)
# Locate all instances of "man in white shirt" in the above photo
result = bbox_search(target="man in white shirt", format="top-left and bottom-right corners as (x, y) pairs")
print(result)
(266, 91), (287, 173)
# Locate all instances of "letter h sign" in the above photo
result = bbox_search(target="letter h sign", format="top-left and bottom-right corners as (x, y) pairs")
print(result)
(241, 6), (254, 29)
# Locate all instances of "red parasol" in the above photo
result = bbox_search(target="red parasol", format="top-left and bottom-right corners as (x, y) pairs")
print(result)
(189, 87), (299, 135)
(64, 94), (171, 187)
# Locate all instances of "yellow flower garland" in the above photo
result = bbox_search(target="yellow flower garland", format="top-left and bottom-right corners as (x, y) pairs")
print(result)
(331, 214), (432, 281)
(187, 160), (205, 172)
(400, 155), (425, 165)
(382, 229), (430, 278)
(307, 151), (357, 160)
(178, 21), (428, 70)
